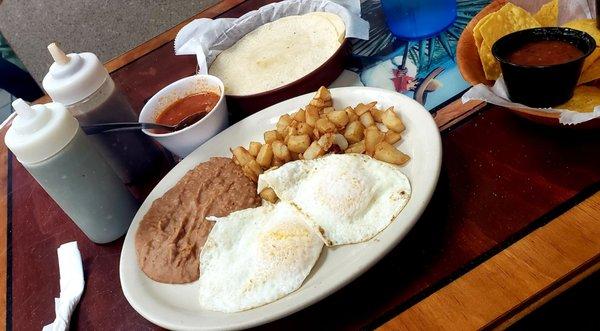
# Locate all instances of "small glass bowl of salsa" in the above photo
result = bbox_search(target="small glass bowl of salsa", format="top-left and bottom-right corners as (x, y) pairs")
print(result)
(492, 27), (596, 108)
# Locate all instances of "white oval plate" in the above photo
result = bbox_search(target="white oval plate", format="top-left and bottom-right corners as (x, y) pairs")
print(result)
(120, 87), (442, 330)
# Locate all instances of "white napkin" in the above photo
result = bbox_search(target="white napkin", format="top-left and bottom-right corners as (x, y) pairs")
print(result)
(42, 242), (85, 331)
(174, 0), (369, 74)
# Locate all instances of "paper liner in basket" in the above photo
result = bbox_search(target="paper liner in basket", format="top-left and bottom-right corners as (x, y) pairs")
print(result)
(462, 0), (600, 125)
(174, 0), (369, 74)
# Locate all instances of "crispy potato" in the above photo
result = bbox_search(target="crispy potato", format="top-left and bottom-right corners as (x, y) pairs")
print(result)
(364, 126), (384, 156)
(315, 118), (336, 134)
(256, 143), (273, 169)
(332, 133), (348, 151)
(317, 133), (334, 151)
(259, 187), (279, 203)
(303, 141), (325, 160)
(345, 107), (359, 122)
(310, 98), (326, 109)
(345, 140), (365, 154)
(264, 130), (282, 144)
(382, 107), (405, 133)
(287, 134), (311, 153)
(371, 108), (383, 123)
(297, 122), (314, 138)
(385, 130), (402, 144)
(323, 106), (334, 114)
(344, 120), (365, 143)
(272, 140), (291, 162)
(276, 114), (292, 135)
(294, 109), (306, 122)
(326, 110), (349, 128)
(374, 141), (410, 165)
(284, 126), (298, 143)
(271, 158), (284, 167)
(248, 141), (262, 157)
(242, 159), (262, 182)
(359, 112), (375, 128)
(231, 146), (254, 167)
(305, 106), (320, 126)
(290, 151), (301, 160)
(354, 101), (376, 116)
(314, 86), (331, 101)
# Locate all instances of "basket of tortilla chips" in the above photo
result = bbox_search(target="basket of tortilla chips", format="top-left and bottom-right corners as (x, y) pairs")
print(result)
(457, 0), (600, 127)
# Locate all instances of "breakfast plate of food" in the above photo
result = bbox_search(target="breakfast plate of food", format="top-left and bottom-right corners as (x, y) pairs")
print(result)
(119, 86), (441, 330)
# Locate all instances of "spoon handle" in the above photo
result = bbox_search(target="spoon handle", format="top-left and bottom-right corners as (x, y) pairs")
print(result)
(81, 122), (174, 135)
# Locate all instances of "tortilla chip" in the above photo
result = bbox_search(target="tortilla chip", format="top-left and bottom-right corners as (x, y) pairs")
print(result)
(533, 0), (558, 27)
(562, 19), (600, 71)
(579, 57), (600, 84)
(558, 86), (600, 113)
(477, 3), (541, 80)
(473, 13), (493, 49)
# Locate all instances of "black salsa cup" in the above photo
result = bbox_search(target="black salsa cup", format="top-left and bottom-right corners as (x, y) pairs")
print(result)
(492, 27), (596, 108)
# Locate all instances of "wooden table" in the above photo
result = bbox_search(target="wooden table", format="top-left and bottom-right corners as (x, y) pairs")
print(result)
(2, 0), (600, 329)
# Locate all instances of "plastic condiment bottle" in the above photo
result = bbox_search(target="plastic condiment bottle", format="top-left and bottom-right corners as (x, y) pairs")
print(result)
(42, 43), (163, 184)
(5, 99), (139, 244)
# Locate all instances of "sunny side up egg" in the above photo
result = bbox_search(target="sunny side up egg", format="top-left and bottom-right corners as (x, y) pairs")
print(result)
(199, 201), (323, 313)
(258, 154), (412, 246)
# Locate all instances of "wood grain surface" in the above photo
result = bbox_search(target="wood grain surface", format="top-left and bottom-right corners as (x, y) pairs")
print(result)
(378, 192), (600, 330)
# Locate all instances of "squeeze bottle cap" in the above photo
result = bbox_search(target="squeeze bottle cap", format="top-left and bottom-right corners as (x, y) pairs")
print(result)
(42, 43), (110, 105)
(5, 99), (79, 164)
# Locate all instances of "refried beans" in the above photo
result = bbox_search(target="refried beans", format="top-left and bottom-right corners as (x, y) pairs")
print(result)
(135, 157), (261, 284)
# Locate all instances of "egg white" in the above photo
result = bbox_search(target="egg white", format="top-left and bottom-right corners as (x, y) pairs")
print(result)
(198, 201), (323, 313)
(257, 154), (411, 246)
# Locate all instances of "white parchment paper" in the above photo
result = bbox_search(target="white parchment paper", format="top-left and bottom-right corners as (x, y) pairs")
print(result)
(174, 0), (369, 74)
(463, 0), (600, 125)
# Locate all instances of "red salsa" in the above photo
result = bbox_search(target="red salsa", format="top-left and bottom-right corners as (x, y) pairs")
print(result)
(507, 40), (583, 66)
(156, 92), (220, 128)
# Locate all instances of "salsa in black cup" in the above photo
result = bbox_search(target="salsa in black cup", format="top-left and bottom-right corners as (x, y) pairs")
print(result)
(492, 27), (596, 108)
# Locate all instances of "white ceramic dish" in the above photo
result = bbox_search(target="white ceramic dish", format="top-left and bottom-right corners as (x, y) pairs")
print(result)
(139, 74), (228, 157)
(120, 87), (442, 330)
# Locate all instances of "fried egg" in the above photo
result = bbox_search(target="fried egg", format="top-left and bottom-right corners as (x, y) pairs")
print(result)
(198, 201), (323, 312)
(257, 154), (411, 246)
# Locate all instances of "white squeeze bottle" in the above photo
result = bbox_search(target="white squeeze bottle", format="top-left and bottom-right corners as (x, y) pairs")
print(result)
(5, 99), (139, 244)
(42, 43), (163, 184)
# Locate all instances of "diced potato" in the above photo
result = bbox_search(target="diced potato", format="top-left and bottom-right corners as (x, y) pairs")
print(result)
(345, 140), (365, 154)
(284, 126), (298, 143)
(371, 108), (384, 123)
(345, 107), (359, 122)
(303, 141), (325, 160)
(314, 86), (331, 101)
(264, 130), (282, 144)
(294, 109), (306, 122)
(259, 187), (279, 203)
(242, 159), (262, 182)
(323, 99), (333, 108)
(248, 141), (262, 157)
(374, 141), (410, 165)
(271, 158), (284, 167)
(231, 146), (254, 167)
(317, 133), (334, 151)
(332, 133), (348, 151)
(276, 114), (292, 135)
(385, 130), (402, 144)
(322, 106), (334, 114)
(287, 134), (311, 153)
(344, 120), (365, 143)
(359, 112), (375, 128)
(290, 151), (301, 160)
(309, 98), (326, 109)
(256, 143), (273, 169)
(326, 110), (349, 128)
(272, 140), (291, 162)
(354, 101), (377, 116)
(297, 122), (314, 138)
(305, 106), (320, 126)
(364, 126), (384, 156)
(315, 118), (336, 134)
(382, 107), (405, 133)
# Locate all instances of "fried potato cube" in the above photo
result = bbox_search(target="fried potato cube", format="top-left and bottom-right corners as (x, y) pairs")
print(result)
(310, 98), (326, 109)
(294, 109), (306, 122)
(259, 187), (279, 203)
(322, 106), (335, 114)
(326, 110), (349, 128)
(248, 142), (262, 157)
(345, 140), (365, 154)
(297, 122), (314, 138)
(290, 151), (301, 160)
(364, 126), (384, 156)
(305, 106), (320, 126)
(344, 120), (365, 143)
(231, 146), (254, 167)
(374, 141), (410, 165)
(271, 158), (284, 168)
(276, 114), (292, 135)
(359, 112), (375, 128)
(317, 133), (334, 151)
(385, 130), (402, 144)
(332, 133), (348, 151)
(264, 130), (282, 144)
(256, 143), (273, 169)
(315, 118), (336, 134)
(303, 141), (325, 160)
(242, 159), (263, 182)
(354, 101), (377, 116)
(345, 107), (359, 122)
(287, 134), (311, 153)
(371, 108), (384, 123)
(284, 126), (298, 143)
(272, 140), (291, 162)
(314, 86), (331, 101)
(382, 107), (405, 133)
